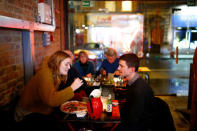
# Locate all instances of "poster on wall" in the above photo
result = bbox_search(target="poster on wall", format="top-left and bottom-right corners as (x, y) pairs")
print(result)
(87, 13), (144, 57)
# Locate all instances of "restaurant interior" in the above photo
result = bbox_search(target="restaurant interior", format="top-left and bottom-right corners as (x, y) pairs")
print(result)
(0, 0), (197, 131)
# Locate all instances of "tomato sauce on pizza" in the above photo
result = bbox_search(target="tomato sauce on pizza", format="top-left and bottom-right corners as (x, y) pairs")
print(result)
(60, 101), (87, 114)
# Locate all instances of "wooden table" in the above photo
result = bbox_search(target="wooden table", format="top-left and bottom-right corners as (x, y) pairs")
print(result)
(63, 103), (121, 131)
(59, 84), (123, 131)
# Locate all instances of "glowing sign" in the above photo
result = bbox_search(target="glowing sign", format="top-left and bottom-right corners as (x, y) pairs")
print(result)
(87, 13), (144, 56)
(172, 14), (197, 27)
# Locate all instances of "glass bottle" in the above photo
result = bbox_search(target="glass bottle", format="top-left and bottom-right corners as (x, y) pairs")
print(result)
(106, 94), (112, 116)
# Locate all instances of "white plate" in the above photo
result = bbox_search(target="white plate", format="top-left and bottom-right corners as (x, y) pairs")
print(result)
(76, 111), (87, 117)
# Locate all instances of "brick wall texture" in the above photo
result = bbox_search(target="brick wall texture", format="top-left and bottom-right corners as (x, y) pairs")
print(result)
(0, 0), (62, 106)
(0, 28), (24, 106)
(0, 0), (38, 21)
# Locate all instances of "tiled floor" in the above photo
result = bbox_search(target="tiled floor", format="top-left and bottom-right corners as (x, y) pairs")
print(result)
(141, 55), (192, 131)
(140, 57), (192, 96)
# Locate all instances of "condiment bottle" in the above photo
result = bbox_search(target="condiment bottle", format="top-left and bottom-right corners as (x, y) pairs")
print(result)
(106, 94), (112, 116)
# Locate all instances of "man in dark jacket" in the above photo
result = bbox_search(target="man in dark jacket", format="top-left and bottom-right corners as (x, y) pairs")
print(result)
(116, 53), (175, 131)
(116, 53), (154, 131)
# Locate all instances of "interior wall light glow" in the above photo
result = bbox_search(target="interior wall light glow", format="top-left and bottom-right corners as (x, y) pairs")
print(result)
(88, 54), (97, 60)
(121, 1), (132, 12)
(75, 29), (84, 34)
(105, 1), (116, 12)
(76, 29), (80, 33)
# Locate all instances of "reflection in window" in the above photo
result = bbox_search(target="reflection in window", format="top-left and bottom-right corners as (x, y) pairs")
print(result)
(191, 31), (197, 49)
(173, 30), (188, 49)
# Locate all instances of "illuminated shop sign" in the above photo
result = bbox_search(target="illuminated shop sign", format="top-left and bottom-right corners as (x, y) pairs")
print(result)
(172, 14), (197, 27)
(87, 13), (143, 27)
(87, 14), (112, 26)
(86, 13), (144, 57)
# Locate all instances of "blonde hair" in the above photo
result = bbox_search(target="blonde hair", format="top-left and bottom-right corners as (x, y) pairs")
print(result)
(63, 50), (74, 60)
(105, 48), (117, 57)
(48, 51), (70, 86)
(79, 51), (88, 58)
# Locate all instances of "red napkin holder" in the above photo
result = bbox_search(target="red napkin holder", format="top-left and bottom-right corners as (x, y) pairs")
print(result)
(112, 100), (120, 119)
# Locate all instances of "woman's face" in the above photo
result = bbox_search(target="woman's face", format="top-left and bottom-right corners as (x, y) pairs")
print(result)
(59, 58), (72, 75)
(79, 53), (88, 64)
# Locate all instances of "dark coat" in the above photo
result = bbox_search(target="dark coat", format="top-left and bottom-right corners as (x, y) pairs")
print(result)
(120, 78), (154, 129)
(150, 97), (176, 131)
(58, 66), (92, 97)
(117, 77), (175, 131)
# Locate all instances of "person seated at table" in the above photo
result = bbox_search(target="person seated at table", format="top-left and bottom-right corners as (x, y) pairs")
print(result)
(73, 51), (95, 78)
(14, 51), (83, 130)
(116, 53), (176, 131)
(59, 50), (92, 100)
(115, 53), (155, 131)
(40, 50), (90, 100)
(99, 48), (120, 76)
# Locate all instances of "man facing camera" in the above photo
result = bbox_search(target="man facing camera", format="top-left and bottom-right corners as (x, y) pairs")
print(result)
(99, 48), (120, 76)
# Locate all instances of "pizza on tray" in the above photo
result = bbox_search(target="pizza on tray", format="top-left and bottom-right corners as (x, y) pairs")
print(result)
(60, 101), (87, 114)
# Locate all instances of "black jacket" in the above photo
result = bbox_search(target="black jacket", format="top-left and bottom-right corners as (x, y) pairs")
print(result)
(58, 66), (91, 96)
(121, 77), (154, 126)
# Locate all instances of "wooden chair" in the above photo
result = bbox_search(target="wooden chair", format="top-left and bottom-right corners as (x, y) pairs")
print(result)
(190, 47), (197, 131)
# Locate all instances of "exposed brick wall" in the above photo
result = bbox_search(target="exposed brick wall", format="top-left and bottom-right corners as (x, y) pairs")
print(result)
(34, 31), (61, 71)
(0, 0), (62, 106)
(0, 0), (38, 21)
(0, 28), (24, 106)
(33, 0), (62, 71)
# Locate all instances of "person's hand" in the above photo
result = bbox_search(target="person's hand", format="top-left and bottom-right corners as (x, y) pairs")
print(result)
(71, 78), (83, 91)
(114, 70), (120, 76)
(101, 68), (106, 76)
(86, 73), (92, 78)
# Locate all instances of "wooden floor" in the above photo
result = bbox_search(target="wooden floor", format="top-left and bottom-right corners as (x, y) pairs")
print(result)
(158, 96), (190, 131)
